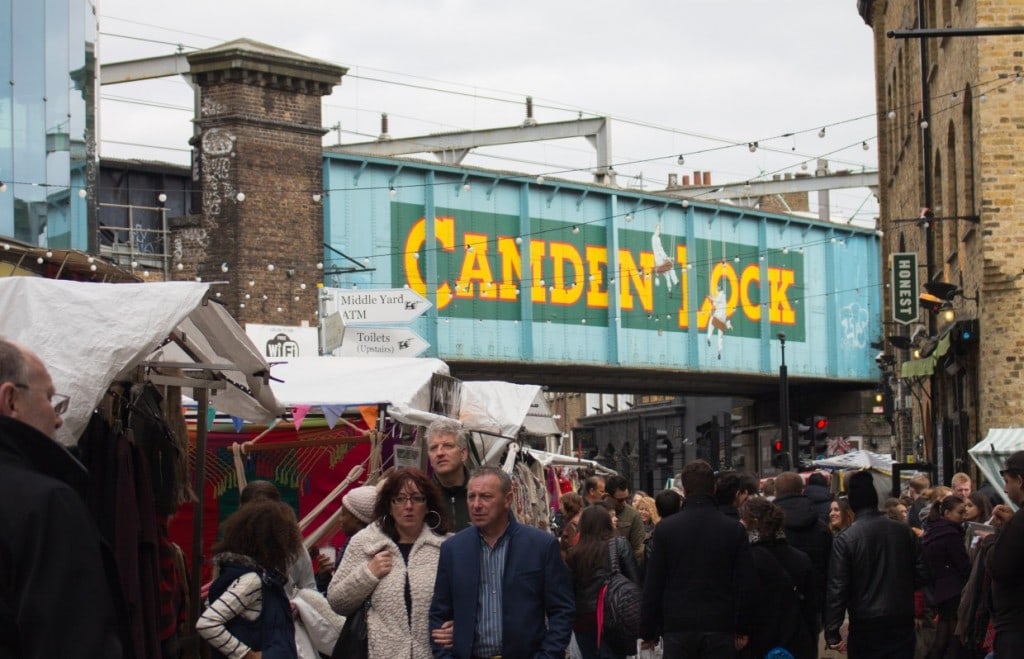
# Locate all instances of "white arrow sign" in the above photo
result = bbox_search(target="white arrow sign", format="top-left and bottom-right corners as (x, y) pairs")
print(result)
(323, 287), (432, 325)
(338, 326), (430, 358)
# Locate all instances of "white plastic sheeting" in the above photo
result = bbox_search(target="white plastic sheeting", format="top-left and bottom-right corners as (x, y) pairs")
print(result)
(0, 277), (283, 445)
(459, 380), (556, 438)
(970, 428), (1024, 508)
(268, 356), (448, 422)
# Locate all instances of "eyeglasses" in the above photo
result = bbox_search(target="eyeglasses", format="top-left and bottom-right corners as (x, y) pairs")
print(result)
(1000, 468), (1022, 480)
(13, 383), (70, 415)
(391, 494), (427, 506)
(605, 493), (630, 503)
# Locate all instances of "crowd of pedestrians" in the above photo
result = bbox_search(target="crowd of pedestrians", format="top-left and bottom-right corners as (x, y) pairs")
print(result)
(5, 347), (1024, 659)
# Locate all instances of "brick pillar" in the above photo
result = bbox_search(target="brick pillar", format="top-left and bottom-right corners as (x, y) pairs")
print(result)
(179, 39), (346, 326)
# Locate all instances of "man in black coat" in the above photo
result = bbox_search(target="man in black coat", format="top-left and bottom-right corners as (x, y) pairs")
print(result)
(774, 472), (831, 632)
(802, 472), (833, 526)
(641, 460), (754, 658)
(825, 470), (928, 658)
(988, 450), (1024, 657)
(0, 339), (122, 657)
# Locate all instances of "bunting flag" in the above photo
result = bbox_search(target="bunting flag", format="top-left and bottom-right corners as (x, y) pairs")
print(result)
(358, 405), (378, 430)
(292, 405), (312, 430)
(206, 406), (217, 431)
(322, 405), (346, 429)
(231, 416), (245, 434)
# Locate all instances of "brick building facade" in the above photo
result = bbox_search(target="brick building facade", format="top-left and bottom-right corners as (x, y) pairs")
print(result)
(859, 1), (1024, 478)
(175, 39), (346, 327)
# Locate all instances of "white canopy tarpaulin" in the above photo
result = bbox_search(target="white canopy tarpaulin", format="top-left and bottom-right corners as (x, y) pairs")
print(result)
(812, 450), (899, 472)
(268, 356), (449, 424)
(969, 427), (1022, 508)
(0, 277), (283, 445)
(459, 380), (559, 438)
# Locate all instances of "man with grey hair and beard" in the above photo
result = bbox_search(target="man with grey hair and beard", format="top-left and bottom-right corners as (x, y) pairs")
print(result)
(427, 417), (472, 530)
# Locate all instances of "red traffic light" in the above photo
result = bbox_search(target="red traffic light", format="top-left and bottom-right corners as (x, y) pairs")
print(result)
(772, 439), (783, 452)
(814, 417), (829, 430)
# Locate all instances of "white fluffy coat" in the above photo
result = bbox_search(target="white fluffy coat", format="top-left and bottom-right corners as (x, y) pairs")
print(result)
(327, 522), (446, 659)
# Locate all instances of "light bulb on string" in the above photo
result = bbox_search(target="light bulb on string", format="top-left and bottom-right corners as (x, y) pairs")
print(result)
(78, 188), (87, 198)
(625, 212), (633, 222)
(535, 175), (545, 185)
(748, 142), (758, 152)
(235, 192), (245, 202)
(920, 120), (929, 130)
(389, 187), (397, 198)
(887, 110), (896, 119)
(312, 193), (322, 203)
(677, 155), (685, 165)
(862, 141), (870, 151)
(818, 127), (826, 138)
(157, 193), (167, 203)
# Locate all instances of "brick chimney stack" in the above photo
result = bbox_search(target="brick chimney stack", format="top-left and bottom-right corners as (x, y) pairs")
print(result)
(180, 39), (346, 326)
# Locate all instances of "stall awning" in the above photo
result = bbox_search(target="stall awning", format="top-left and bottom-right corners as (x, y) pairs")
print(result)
(0, 277), (283, 445)
(900, 334), (951, 378)
(969, 427), (1024, 508)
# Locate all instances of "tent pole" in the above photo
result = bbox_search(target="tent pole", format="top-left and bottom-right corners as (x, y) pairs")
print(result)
(189, 387), (210, 654)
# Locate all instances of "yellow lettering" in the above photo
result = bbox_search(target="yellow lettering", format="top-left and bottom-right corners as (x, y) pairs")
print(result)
(675, 244), (689, 328)
(549, 242), (584, 306)
(618, 250), (654, 312)
(740, 264), (761, 322)
(585, 246), (608, 309)
(529, 241), (547, 303)
(456, 233), (495, 299)
(404, 217), (455, 310)
(768, 267), (796, 324)
(496, 237), (521, 301)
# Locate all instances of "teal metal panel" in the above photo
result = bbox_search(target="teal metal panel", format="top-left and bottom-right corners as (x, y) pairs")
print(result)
(320, 153), (881, 383)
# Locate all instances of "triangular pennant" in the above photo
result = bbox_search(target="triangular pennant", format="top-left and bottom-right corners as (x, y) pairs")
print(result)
(292, 405), (312, 430)
(358, 405), (378, 430)
(206, 405), (217, 431)
(231, 416), (245, 434)
(322, 405), (345, 429)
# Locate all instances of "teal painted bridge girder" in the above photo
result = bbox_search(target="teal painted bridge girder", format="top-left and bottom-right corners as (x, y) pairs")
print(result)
(322, 152), (881, 389)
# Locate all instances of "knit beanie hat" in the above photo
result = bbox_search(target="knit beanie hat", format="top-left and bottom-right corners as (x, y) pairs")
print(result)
(846, 470), (879, 513)
(342, 485), (378, 524)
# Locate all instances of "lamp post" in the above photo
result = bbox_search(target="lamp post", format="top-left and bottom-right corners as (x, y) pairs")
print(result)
(778, 332), (791, 470)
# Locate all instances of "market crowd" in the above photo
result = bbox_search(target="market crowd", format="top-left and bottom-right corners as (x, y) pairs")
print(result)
(3, 343), (1024, 659)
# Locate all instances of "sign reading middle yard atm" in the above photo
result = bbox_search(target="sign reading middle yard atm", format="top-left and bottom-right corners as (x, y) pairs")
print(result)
(323, 287), (432, 325)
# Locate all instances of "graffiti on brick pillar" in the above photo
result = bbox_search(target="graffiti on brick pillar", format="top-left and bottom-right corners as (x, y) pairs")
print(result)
(172, 228), (210, 264)
(201, 128), (235, 219)
(201, 96), (226, 117)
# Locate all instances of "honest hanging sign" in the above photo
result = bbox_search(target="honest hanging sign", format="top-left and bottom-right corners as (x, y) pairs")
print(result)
(891, 252), (919, 325)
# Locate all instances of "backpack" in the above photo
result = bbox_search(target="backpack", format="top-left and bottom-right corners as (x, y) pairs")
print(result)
(597, 539), (642, 655)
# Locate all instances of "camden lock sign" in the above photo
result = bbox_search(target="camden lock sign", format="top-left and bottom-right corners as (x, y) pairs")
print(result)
(891, 252), (919, 325)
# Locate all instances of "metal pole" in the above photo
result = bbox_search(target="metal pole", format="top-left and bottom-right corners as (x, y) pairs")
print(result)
(189, 388), (209, 654)
(778, 332), (791, 469)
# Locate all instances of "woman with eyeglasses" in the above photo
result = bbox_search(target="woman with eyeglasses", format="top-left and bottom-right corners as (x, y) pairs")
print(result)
(328, 468), (452, 659)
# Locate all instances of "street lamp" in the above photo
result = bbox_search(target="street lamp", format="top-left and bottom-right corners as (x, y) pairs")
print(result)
(778, 332), (791, 470)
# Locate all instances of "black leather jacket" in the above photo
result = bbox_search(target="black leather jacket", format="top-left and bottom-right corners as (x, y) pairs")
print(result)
(824, 509), (929, 644)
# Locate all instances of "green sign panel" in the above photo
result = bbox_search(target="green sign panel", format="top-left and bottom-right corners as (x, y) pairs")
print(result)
(891, 252), (918, 325)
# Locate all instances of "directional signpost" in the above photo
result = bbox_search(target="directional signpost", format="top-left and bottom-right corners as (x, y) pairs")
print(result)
(338, 326), (430, 358)
(323, 287), (432, 325)
(319, 287), (433, 358)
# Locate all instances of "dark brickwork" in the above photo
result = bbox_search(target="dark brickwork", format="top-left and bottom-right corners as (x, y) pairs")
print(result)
(177, 39), (346, 327)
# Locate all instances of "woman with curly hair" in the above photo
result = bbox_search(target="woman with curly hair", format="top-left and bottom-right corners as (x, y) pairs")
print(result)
(739, 497), (817, 659)
(328, 468), (452, 659)
(197, 499), (304, 659)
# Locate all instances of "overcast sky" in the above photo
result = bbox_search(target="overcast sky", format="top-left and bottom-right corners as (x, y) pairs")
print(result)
(98, 0), (879, 223)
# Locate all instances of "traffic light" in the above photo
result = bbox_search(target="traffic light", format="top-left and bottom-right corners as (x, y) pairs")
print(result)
(794, 420), (812, 462)
(654, 429), (673, 468)
(771, 438), (790, 470)
(811, 416), (829, 458)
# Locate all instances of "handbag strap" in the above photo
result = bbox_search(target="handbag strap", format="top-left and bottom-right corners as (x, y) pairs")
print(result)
(596, 583), (608, 647)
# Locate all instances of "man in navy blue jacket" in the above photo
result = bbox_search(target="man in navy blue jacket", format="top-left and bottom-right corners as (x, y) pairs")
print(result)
(429, 466), (574, 659)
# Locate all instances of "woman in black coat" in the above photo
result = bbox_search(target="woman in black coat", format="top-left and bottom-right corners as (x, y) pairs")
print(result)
(921, 494), (970, 659)
(738, 497), (818, 659)
(566, 502), (639, 659)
